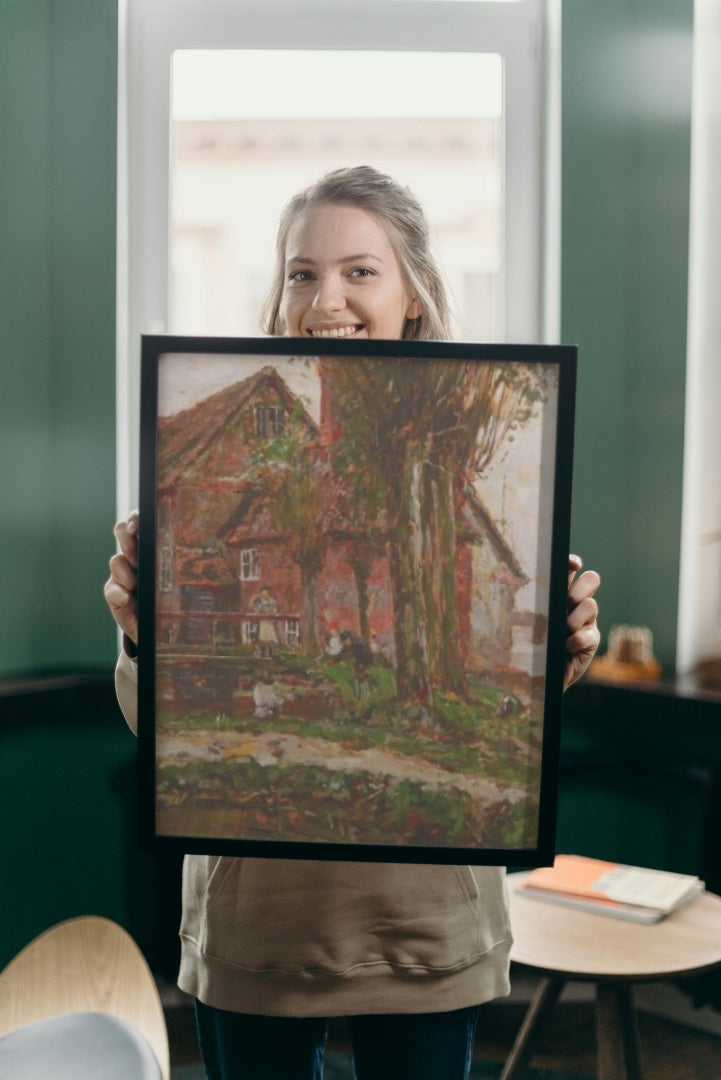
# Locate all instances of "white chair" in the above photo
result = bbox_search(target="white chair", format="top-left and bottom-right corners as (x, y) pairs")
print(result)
(0, 915), (170, 1079)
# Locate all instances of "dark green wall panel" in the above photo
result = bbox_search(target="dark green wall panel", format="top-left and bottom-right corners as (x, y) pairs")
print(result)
(0, 683), (183, 976)
(0, 2), (55, 670)
(562, 0), (693, 669)
(0, 0), (118, 675)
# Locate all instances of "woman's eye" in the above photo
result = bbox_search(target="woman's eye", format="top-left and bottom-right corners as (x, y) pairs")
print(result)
(349, 267), (375, 279)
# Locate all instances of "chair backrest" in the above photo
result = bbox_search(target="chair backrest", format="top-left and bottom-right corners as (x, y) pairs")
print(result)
(0, 915), (170, 1080)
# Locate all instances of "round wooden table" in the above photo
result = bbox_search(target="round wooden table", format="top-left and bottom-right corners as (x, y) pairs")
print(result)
(502, 873), (721, 1080)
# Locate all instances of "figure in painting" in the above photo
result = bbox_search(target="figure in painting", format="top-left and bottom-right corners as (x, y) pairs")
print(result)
(252, 673), (283, 719)
(340, 629), (375, 699)
(325, 622), (343, 658)
(250, 584), (279, 657)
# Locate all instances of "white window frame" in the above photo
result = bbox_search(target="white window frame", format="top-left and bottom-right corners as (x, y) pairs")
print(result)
(254, 405), (285, 439)
(677, 0), (721, 674)
(117, 0), (559, 512)
(285, 618), (301, 648)
(240, 547), (261, 582)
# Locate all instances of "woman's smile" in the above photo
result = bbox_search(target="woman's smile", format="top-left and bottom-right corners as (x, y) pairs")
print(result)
(306, 323), (365, 339)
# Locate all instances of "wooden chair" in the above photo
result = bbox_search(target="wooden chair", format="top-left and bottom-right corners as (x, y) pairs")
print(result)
(0, 915), (170, 1079)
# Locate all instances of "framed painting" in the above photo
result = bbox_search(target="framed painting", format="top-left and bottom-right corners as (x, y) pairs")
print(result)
(137, 335), (576, 865)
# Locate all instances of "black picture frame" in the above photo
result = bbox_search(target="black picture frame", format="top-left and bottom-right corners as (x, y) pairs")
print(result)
(138, 335), (576, 865)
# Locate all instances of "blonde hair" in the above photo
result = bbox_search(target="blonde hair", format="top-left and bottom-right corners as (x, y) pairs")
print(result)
(262, 165), (453, 341)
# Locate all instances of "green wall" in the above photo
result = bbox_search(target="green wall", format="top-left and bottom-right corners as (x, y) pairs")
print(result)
(562, 0), (693, 669)
(0, 0), (118, 676)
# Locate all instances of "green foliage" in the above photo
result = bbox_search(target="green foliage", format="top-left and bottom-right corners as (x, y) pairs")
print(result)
(157, 654), (539, 790)
(157, 757), (536, 849)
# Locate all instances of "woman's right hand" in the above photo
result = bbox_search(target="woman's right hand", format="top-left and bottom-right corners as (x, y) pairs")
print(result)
(103, 510), (139, 646)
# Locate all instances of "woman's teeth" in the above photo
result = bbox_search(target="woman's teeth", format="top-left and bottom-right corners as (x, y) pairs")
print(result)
(310, 325), (360, 338)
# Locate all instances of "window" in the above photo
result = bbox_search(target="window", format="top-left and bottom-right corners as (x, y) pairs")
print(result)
(242, 621), (260, 644)
(118, 0), (557, 510)
(240, 548), (261, 582)
(254, 405), (284, 439)
(284, 619), (300, 648)
(169, 49), (504, 341)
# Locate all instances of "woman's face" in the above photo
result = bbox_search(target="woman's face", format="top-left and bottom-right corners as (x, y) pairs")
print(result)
(281, 203), (421, 340)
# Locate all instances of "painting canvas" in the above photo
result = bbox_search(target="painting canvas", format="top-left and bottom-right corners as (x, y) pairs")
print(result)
(138, 336), (576, 865)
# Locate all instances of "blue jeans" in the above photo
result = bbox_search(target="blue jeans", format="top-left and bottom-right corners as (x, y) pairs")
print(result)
(195, 1000), (481, 1080)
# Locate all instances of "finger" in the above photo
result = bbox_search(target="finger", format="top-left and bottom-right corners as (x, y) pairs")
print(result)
(103, 580), (138, 641)
(113, 519), (139, 568)
(566, 623), (601, 657)
(108, 552), (137, 592)
(103, 577), (132, 612)
(566, 594), (599, 634)
(568, 568), (601, 607)
(568, 553), (583, 588)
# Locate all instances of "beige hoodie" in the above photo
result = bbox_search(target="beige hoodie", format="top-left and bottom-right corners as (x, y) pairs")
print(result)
(116, 650), (512, 1016)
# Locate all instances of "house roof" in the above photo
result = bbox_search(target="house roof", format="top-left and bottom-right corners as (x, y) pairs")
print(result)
(157, 365), (318, 490)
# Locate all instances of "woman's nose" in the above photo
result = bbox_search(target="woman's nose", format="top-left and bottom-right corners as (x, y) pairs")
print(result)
(312, 274), (345, 314)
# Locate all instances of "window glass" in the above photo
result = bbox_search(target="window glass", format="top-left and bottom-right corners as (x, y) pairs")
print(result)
(240, 549), (261, 582)
(170, 49), (503, 341)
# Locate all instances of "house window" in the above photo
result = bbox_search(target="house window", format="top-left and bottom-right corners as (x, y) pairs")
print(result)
(240, 548), (261, 581)
(242, 621), (259, 644)
(254, 405), (285, 439)
(159, 546), (173, 592)
(285, 619), (300, 648)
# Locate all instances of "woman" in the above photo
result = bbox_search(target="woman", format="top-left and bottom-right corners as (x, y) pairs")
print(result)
(106, 166), (601, 1080)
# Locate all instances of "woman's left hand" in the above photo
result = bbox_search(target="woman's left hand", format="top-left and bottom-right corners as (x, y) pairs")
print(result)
(564, 554), (601, 691)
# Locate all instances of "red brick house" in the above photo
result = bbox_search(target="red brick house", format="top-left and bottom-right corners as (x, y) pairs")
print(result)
(156, 363), (527, 667)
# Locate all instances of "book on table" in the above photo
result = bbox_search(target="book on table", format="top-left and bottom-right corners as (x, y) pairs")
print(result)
(515, 854), (705, 923)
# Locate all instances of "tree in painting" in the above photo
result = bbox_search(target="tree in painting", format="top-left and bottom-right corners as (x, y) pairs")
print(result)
(323, 358), (549, 705)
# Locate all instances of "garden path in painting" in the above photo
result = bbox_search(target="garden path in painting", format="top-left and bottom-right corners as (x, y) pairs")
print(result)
(155, 651), (543, 850)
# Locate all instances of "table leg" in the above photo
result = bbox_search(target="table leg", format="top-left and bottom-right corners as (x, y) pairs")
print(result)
(596, 982), (643, 1080)
(499, 976), (565, 1080)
